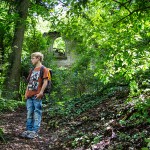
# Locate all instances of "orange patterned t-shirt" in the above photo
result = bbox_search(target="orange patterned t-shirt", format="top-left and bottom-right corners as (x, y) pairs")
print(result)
(25, 66), (49, 98)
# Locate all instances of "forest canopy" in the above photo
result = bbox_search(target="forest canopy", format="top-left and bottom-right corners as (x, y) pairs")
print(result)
(0, 0), (149, 101)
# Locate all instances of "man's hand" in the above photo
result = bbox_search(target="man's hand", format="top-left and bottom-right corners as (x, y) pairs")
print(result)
(36, 92), (43, 99)
(25, 95), (27, 100)
(25, 87), (28, 100)
(35, 78), (48, 99)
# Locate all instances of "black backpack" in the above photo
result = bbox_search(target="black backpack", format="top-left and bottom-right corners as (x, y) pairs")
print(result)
(40, 65), (52, 94)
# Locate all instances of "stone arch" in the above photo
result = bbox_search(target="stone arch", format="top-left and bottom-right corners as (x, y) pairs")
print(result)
(44, 31), (76, 67)
(53, 37), (67, 60)
(43, 31), (60, 52)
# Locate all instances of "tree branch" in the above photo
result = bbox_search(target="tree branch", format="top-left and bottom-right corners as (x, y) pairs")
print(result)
(113, 6), (150, 27)
(113, 0), (132, 13)
(35, 0), (50, 9)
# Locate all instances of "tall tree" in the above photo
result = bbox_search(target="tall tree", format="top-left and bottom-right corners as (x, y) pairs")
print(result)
(1, 0), (88, 99)
(3, 0), (30, 99)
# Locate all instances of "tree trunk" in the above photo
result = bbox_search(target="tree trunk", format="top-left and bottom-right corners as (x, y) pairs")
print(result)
(3, 0), (30, 99)
(0, 34), (4, 72)
(0, 23), (5, 72)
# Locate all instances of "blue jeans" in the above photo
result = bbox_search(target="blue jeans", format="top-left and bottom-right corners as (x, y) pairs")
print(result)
(26, 96), (42, 132)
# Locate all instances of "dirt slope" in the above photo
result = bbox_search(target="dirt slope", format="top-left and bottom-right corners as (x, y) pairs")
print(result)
(0, 106), (52, 150)
(0, 96), (149, 150)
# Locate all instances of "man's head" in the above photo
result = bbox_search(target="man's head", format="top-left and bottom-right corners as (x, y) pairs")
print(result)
(31, 52), (44, 65)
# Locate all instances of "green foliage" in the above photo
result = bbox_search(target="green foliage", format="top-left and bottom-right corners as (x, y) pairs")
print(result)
(0, 98), (25, 112)
(142, 138), (150, 150)
(118, 131), (146, 142)
(67, 0), (150, 85)
(72, 134), (90, 148)
(24, 31), (49, 54)
(47, 83), (128, 120)
(126, 97), (150, 125)
(1, 0), (149, 99)
(92, 135), (103, 144)
(0, 128), (6, 143)
(45, 65), (102, 104)
(0, 1), (150, 148)
(53, 37), (65, 52)
(119, 68), (150, 126)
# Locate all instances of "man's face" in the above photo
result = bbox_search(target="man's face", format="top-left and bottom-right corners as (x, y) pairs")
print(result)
(31, 56), (39, 65)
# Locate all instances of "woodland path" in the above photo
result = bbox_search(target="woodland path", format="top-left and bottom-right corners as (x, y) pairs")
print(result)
(0, 93), (148, 150)
(0, 106), (53, 150)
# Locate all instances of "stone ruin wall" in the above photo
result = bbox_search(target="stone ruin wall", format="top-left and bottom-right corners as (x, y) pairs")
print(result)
(44, 31), (76, 68)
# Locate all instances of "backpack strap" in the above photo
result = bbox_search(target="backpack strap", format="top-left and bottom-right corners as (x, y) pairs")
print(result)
(27, 68), (34, 83)
(40, 65), (45, 79)
(40, 66), (52, 80)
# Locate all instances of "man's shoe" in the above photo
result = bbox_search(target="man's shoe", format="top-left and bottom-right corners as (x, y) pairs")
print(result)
(20, 130), (31, 138)
(26, 131), (38, 139)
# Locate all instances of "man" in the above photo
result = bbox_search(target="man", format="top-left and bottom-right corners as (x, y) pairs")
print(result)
(21, 52), (48, 139)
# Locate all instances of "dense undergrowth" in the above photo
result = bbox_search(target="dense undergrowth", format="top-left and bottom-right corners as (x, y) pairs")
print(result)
(43, 69), (150, 149)
(44, 96), (150, 149)
(0, 98), (25, 113)
(0, 69), (149, 149)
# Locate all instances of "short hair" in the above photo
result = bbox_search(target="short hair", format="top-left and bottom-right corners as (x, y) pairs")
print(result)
(31, 52), (44, 62)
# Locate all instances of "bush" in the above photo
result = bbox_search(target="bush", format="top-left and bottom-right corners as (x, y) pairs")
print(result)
(0, 98), (25, 112)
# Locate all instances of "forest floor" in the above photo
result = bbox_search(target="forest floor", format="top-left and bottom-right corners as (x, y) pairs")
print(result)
(0, 106), (53, 150)
(0, 96), (149, 150)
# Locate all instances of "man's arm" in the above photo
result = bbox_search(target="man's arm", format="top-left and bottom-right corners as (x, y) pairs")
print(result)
(36, 78), (48, 99)
(25, 86), (28, 99)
